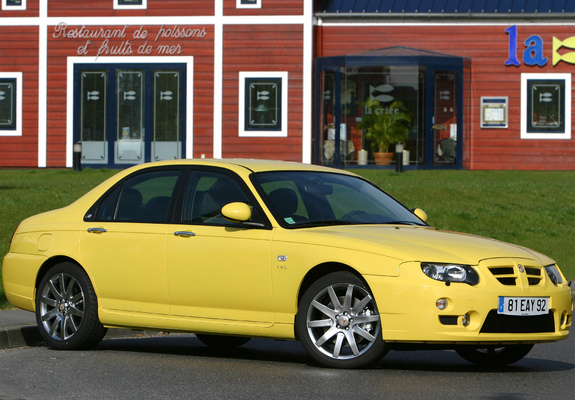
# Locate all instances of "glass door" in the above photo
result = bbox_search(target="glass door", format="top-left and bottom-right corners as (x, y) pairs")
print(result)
(432, 70), (459, 166)
(116, 69), (145, 164)
(79, 71), (108, 163)
(152, 70), (182, 161)
(76, 63), (185, 168)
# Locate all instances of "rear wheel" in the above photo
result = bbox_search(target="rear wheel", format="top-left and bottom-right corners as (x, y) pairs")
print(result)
(195, 334), (251, 349)
(455, 344), (534, 367)
(36, 262), (106, 350)
(296, 272), (388, 368)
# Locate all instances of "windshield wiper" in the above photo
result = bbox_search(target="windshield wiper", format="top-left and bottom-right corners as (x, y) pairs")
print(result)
(385, 220), (427, 226)
(290, 220), (357, 228)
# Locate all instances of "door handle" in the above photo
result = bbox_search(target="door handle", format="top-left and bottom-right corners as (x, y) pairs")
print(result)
(174, 231), (196, 237)
(87, 227), (107, 233)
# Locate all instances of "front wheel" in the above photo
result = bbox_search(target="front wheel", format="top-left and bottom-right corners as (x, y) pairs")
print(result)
(295, 272), (388, 368)
(455, 344), (534, 367)
(36, 262), (106, 350)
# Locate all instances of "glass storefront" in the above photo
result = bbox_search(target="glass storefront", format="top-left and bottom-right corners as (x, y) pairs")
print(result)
(315, 47), (465, 169)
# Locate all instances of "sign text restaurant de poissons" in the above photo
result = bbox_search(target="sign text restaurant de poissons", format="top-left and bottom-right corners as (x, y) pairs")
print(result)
(52, 23), (207, 60)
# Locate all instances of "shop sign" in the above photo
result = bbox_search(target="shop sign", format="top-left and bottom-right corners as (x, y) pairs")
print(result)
(505, 25), (575, 67)
(52, 23), (207, 59)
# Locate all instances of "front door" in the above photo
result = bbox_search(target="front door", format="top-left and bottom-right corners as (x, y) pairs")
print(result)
(166, 169), (275, 325)
(75, 63), (186, 167)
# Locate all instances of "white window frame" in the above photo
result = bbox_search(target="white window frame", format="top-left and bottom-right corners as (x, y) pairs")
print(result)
(521, 73), (571, 140)
(237, 0), (261, 9)
(114, 0), (147, 10)
(0, 72), (23, 137)
(239, 71), (288, 137)
(2, 0), (26, 10)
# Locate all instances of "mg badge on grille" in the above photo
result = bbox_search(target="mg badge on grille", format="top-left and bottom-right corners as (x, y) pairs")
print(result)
(517, 264), (525, 273)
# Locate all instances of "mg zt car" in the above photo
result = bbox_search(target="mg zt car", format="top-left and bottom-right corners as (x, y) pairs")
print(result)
(2, 159), (572, 368)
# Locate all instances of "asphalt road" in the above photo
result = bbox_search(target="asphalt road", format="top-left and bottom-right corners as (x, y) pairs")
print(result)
(0, 332), (573, 400)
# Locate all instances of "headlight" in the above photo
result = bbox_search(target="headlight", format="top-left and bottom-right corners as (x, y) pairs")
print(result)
(421, 263), (479, 285)
(544, 264), (563, 286)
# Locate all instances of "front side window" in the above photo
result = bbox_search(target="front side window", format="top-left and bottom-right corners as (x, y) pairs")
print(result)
(521, 73), (571, 139)
(92, 169), (181, 223)
(182, 171), (263, 226)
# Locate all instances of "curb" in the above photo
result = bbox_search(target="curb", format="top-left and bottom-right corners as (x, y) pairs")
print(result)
(0, 325), (44, 349)
(0, 325), (161, 350)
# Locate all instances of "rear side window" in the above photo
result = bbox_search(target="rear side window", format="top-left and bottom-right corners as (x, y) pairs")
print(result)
(93, 169), (181, 223)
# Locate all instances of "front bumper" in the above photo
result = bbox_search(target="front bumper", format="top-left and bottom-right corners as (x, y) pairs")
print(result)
(365, 260), (573, 344)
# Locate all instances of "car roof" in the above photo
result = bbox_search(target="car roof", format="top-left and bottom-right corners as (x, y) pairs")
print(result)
(125, 158), (355, 175)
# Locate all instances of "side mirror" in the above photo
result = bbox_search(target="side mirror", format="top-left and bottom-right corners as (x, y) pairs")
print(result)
(413, 208), (428, 223)
(222, 202), (252, 223)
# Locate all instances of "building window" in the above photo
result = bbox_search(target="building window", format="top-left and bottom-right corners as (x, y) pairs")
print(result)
(239, 72), (288, 137)
(0, 73), (22, 136)
(2, 0), (26, 10)
(237, 0), (261, 9)
(114, 0), (146, 10)
(521, 73), (571, 139)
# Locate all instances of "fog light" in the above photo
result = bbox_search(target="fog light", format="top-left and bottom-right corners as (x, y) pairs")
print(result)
(461, 314), (471, 327)
(436, 298), (448, 310)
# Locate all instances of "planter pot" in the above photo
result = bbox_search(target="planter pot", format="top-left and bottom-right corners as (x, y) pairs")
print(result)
(373, 152), (393, 165)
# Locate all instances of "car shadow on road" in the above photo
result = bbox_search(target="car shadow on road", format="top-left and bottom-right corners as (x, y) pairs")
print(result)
(92, 334), (574, 372)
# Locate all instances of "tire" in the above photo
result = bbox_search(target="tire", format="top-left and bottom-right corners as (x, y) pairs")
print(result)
(455, 344), (534, 367)
(295, 272), (388, 368)
(195, 334), (251, 349)
(36, 262), (106, 350)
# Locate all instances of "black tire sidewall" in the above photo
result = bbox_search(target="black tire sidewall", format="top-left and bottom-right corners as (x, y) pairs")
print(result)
(296, 271), (388, 368)
(36, 262), (104, 350)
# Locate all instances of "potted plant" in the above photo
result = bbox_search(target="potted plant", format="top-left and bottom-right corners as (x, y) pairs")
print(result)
(357, 99), (411, 164)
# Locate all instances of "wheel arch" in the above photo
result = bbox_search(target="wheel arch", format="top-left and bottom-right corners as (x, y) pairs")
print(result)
(35, 256), (86, 291)
(294, 262), (368, 338)
(298, 262), (365, 304)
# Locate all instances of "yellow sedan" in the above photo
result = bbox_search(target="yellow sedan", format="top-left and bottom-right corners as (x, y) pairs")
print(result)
(2, 159), (572, 368)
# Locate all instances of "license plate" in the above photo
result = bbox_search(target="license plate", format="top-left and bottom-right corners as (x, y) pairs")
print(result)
(498, 297), (549, 316)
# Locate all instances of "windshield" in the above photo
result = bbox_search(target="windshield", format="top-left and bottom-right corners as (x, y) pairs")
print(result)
(251, 171), (426, 228)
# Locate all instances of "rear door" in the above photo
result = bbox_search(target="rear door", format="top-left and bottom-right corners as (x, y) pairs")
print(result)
(80, 168), (182, 314)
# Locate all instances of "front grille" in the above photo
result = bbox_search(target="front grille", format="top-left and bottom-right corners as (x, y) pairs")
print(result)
(488, 265), (543, 286)
(480, 310), (555, 333)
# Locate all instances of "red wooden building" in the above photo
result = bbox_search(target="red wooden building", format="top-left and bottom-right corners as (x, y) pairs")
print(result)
(1, 1), (574, 170)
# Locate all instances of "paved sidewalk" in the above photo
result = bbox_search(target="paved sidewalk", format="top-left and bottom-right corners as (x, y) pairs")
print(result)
(0, 309), (159, 349)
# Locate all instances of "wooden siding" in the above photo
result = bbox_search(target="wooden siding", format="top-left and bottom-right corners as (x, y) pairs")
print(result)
(318, 24), (575, 170)
(222, 24), (304, 161)
(0, 27), (39, 168)
(48, 0), (214, 17)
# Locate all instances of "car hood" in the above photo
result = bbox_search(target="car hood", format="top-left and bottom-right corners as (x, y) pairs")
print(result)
(279, 225), (554, 266)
